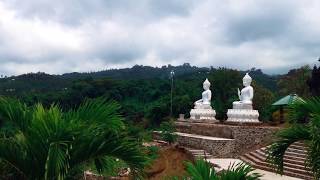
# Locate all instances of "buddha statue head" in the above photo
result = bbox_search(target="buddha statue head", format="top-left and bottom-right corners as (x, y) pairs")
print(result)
(203, 78), (211, 90)
(243, 73), (252, 87)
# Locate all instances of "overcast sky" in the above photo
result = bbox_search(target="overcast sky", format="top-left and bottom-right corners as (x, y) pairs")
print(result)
(0, 0), (319, 75)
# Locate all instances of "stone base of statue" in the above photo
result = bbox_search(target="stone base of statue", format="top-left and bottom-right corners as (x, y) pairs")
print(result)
(190, 105), (217, 122)
(226, 103), (260, 123)
(232, 103), (253, 110)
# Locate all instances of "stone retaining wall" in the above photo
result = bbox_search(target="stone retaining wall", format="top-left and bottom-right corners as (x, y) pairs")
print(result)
(152, 131), (235, 157)
(176, 135), (235, 158)
(175, 121), (234, 139)
(175, 121), (280, 157)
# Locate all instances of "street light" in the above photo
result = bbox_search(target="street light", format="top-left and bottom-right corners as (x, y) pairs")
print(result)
(170, 70), (175, 117)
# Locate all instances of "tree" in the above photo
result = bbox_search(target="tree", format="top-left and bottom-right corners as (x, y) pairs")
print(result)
(267, 97), (320, 179)
(0, 97), (149, 179)
(278, 65), (311, 98)
(209, 68), (242, 120)
(146, 98), (170, 126)
(252, 81), (275, 121)
(307, 65), (320, 96)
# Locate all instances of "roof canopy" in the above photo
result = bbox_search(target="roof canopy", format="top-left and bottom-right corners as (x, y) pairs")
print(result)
(272, 94), (303, 106)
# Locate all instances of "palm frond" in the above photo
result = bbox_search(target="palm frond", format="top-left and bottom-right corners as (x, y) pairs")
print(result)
(0, 97), (148, 179)
(266, 124), (310, 173)
(307, 113), (320, 179)
(0, 97), (32, 132)
(303, 97), (320, 116)
(184, 158), (217, 180)
(219, 162), (261, 180)
(268, 96), (320, 177)
(93, 156), (113, 174)
(45, 142), (71, 180)
(0, 137), (29, 178)
(287, 97), (320, 123)
(70, 131), (149, 175)
(65, 98), (124, 132)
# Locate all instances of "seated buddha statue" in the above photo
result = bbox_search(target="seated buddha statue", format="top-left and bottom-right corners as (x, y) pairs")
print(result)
(233, 73), (254, 109)
(194, 78), (212, 109)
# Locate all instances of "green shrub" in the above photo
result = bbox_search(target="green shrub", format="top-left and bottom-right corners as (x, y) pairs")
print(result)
(159, 120), (177, 144)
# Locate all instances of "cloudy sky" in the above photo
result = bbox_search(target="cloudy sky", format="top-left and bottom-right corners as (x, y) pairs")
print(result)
(0, 0), (319, 75)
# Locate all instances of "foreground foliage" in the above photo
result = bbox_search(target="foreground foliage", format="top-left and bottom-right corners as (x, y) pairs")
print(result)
(0, 97), (149, 179)
(267, 97), (320, 179)
(173, 159), (261, 180)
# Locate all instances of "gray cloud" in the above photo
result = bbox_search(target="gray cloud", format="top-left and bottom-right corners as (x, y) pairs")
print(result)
(4, 0), (196, 26)
(221, 1), (294, 43)
(0, 0), (319, 75)
(225, 12), (292, 43)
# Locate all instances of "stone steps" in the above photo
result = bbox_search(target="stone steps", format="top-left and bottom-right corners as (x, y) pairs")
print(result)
(183, 147), (213, 159)
(260, 147), (307, 159)
(293, 141), (305, 146)
(248, 151), (307, 171)
(255, 149), (306, 166)
(240, 142), (313, 179)
(290, 144), (307, 151)
(241, 156), (312, 180)
(242, 154), (309, 176)
(182, 146), (231, 173)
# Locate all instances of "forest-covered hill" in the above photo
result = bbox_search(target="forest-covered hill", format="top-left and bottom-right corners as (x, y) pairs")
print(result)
(0, 63), (277, 94)
(0, 63), (311, 126)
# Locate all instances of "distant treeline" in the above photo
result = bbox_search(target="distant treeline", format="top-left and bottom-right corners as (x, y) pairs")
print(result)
(0, 64), (316, 127)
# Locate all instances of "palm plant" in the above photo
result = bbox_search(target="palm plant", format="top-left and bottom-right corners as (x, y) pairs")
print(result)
(184, 158), (217, 179)
(267, 97), (320, 179)
(177, 159), (261, 180)
(159, 120), (177, 144)
(0, 97), (149, 179)
(218, 162), (261, 180)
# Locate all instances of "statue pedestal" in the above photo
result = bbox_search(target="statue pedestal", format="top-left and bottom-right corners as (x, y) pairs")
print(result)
(226, 108), (259, 123)
(190, 107), (217, 122)
(233, 103), (252, 110)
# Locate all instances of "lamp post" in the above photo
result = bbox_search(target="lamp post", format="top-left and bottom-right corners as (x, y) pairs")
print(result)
(170, 70), (175, 117)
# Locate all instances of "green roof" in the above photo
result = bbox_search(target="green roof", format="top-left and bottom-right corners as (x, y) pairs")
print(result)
(272, 94), (303, 106)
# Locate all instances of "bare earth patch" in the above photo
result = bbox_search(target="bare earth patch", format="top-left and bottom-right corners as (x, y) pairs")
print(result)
(146, 146), (194, 179)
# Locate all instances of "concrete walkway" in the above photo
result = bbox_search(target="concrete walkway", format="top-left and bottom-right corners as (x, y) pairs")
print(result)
(208, 158), (301, 180)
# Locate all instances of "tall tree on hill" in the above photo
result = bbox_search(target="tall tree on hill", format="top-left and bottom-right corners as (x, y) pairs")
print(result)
(307, 63), (320, 96)
(277, 65), (311, 98)
(252, 81), (275, 121)
(209, 68), (242, 120)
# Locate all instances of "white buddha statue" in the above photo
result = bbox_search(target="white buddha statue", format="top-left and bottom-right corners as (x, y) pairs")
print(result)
(189, 78), (216, 121)
(194, 78), (212, 109)
(233, 73), (254, 109)
(227, 73), (259, 123)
